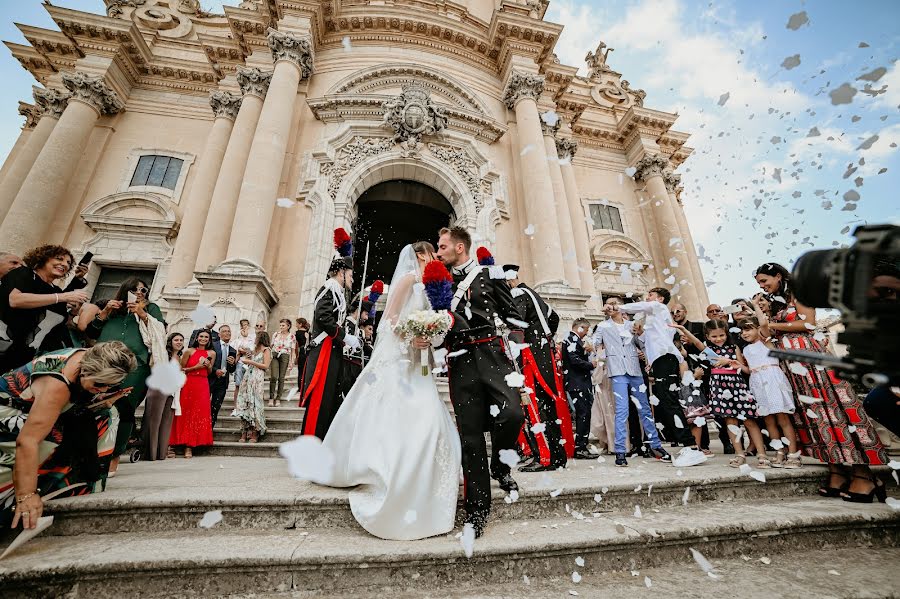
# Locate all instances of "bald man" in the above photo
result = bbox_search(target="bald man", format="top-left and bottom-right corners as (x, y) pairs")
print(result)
(0, 252), (23, 279)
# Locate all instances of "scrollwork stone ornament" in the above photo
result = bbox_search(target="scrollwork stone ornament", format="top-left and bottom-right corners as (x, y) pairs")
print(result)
(267, 30), (314, 79)
(555, 137), (578, 161)
(209, 91), (242, 120)
(663, 170), (682, 195)
(382, 83), (448, 154)
(105, 0), (146, 18)
(237, 67), (273, 99)
(32, 87), (70, 120)
(319, 136), (393, 200)
(632, 154), (671, 183)
(502, 71), (545, 110)
(61, 73), (124, 116)
(18, 103), (40, 130)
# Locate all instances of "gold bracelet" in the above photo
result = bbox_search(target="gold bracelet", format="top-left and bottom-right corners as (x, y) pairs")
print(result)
(15, 492), (36, 504)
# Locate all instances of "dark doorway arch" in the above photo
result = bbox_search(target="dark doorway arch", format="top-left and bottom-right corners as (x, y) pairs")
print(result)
(352, 180), (454, 296)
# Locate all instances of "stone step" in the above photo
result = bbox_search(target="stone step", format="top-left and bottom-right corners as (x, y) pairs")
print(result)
(213, 428), (299, 443)
(28, 455), (856, 537)
(2, 497), (896, 598)
(215, 415), (302, 431)
(203, 441), (282, 457)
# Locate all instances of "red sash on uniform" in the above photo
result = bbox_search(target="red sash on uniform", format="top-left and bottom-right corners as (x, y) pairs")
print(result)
(301, 335), (333, 435)
(550, 344), (575, 458)
(517, 347), (553, 466)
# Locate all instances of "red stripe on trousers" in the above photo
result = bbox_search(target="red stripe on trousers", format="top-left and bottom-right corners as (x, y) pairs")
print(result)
(301, 336), (333, 436)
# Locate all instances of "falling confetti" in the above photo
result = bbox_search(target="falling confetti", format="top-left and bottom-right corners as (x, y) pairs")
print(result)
(780, 54), (801, 70)
(682, 486), (691, 505)
(572, 572), (582, 583)
(541, 110), (560, 127)
(717, 92), (730, 106)
(856, 135), (879, 150)
(786, 11), (809, 30)
(275, 197), (293, 208)
(499, 449), (520, 468)
(575, 556), (585, 567)
(828, 83), (857, 105)
(146, 359), (187, 396)
(461, 523), (475, 558)
(524, 224), (536, 235)
(198, 510), (223, 529)
(189, 304), (216, 327)
(280, 436), (336, 484)
(341, 36), (352, 51)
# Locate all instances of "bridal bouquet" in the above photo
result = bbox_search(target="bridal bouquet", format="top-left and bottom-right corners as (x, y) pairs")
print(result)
(396, 309), (452, 375)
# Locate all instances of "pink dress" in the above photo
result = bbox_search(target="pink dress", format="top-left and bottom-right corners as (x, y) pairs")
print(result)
(169, 350), (214, 448)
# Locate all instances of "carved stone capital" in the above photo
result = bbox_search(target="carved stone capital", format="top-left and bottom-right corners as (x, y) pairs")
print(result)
(556, 137), (578, 161)
(61, 72), (124, 116)
(540, 113), (560, 137)
(18, 102), (40, 130)
(502, 71), (545, 110)
(267, 29), (313, 79)
(663, 170), (681, 194)
(209, 91), (242, 120)
(237, 67), (273, 99)
(32, 87), (70, 120)
(632, 154), (670, 182)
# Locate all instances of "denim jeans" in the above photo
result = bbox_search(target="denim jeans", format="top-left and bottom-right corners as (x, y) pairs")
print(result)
(611, 373), (662, 454)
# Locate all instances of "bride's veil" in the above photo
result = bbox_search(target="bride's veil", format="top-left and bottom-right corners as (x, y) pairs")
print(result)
(373, 244), (423, 349)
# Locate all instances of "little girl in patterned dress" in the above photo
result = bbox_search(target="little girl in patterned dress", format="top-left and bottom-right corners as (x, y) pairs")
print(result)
(739, 317), (801, 469)
(672, 320), (770, 469)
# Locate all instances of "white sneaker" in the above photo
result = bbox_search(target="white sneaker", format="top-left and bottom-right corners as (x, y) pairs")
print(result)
(672, 447), (708, 468)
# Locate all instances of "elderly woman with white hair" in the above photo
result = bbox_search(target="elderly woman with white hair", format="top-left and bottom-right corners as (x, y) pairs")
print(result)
(0, 341), (137, 529)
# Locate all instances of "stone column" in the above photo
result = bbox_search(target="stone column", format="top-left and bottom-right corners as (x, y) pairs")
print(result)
(556, 137), (595, 295)
(193, 68), (271, 274)
(0, 73), (122, 254)
(633, 154), (701, 316)
(167, 91), (242, 289)
(0, 104), (39, 182)
(0, 88), (69, 223)
(665, 172), (709, 308)
(542, 117), (580, 289)
(223, 30), (313, 273)
(502, 71), (565, 290)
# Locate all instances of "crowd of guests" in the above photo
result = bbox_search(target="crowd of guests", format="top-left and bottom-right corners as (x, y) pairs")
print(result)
(560, 268), (890, 503)
(0, 243), (315, 529)
(0, 241), (893, 531)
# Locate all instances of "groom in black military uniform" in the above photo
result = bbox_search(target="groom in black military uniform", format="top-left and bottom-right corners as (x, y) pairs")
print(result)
(428, 226), (525, 538)
(503, 264), (568, 472)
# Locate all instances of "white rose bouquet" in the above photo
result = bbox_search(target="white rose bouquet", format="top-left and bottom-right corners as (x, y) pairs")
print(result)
(395, 309), (452, 375)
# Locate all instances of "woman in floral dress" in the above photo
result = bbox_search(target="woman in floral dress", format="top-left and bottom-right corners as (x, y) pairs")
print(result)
(0, 342), (136, 528)
(233, 331), (271, 443)
(755, 263), (888, 502)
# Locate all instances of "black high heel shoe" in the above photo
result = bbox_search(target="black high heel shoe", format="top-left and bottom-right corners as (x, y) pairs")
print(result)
(842, 474), (887, 504)
(818, 470), (850, 497)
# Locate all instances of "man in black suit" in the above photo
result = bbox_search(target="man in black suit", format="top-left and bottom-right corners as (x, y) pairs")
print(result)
(209, 324), (237, 428)
(432, 226), (525, 538)
(504, 264), (567, 472)
(561, 318), (595, 459)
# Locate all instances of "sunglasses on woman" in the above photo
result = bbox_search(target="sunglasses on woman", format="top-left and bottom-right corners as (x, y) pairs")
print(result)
(132, 286), (149, 294)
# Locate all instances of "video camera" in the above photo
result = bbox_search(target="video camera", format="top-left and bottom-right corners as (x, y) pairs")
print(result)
(768, 224), (900, 388)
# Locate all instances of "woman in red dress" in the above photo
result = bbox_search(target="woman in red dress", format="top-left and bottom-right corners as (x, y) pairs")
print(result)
(169, 330), (214, 458)
(755, 263), (887, 503)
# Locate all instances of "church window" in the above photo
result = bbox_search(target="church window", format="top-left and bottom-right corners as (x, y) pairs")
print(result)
(91, 266), (157, 303)
(589, 204), (624, 233)
(130, 155), (184, 190)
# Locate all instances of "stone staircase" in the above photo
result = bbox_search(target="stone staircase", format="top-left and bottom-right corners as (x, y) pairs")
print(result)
(1, 453), (897, 597)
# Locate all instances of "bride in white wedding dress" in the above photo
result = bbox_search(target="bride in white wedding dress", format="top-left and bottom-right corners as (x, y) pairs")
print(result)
(318, 242), (462, 541)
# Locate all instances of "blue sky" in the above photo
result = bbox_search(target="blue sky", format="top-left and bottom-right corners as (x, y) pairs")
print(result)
(1, 1), (897, 303)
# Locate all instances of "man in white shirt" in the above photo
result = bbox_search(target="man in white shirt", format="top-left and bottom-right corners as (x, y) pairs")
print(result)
(620, 288), (706, 466)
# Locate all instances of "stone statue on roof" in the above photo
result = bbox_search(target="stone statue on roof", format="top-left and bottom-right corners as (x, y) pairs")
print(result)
(585, 41), (615, 78)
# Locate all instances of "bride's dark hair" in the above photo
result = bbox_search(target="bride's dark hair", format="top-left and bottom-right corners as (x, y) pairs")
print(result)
(412, 241), (435, 258)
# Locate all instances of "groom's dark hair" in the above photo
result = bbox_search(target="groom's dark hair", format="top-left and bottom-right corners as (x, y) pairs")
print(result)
(439, 226), (471, 252)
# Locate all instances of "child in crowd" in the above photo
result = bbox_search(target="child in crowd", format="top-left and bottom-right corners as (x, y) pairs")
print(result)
(738, 317), (801, 468)
(676, 335), (713, 455)
(672, 320), (770, 468)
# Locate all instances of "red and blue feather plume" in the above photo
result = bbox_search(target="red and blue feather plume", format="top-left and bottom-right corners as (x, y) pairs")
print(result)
(422, 260), (454, 311)
(365, 279), (384, 319)
(476, 246), (494, 266)
(333, 228), (353, 258)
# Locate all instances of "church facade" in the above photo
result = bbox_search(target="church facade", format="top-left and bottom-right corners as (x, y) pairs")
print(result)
(0, 0), (708, 331)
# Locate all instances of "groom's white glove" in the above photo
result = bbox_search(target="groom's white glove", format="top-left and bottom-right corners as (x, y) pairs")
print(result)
(344, 335), (361, 350)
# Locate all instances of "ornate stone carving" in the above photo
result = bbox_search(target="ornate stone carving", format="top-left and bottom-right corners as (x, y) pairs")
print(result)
(540, 112), (560, 137)
(209, 91), (242, 120)
(621, 80), (646, 107)
(237, 67), (273, 99)
(663, 170), (681, 195)
(32, 87), (70, 120)
(267, 30), (314, 79)
(502, 71), (545, 109)
(319, 136), (393, 200)
(585, 41), (614, 78)
(61, 73), (124, 115)
(176, 0), (200, 14)
(18, 102), (40, 130)
(632, 154), (671, 183)
(556, 137), (578, 161)
(428, 143), (479, 195)
(105, 0), (146, 18)
(382, 83), (448, 154)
